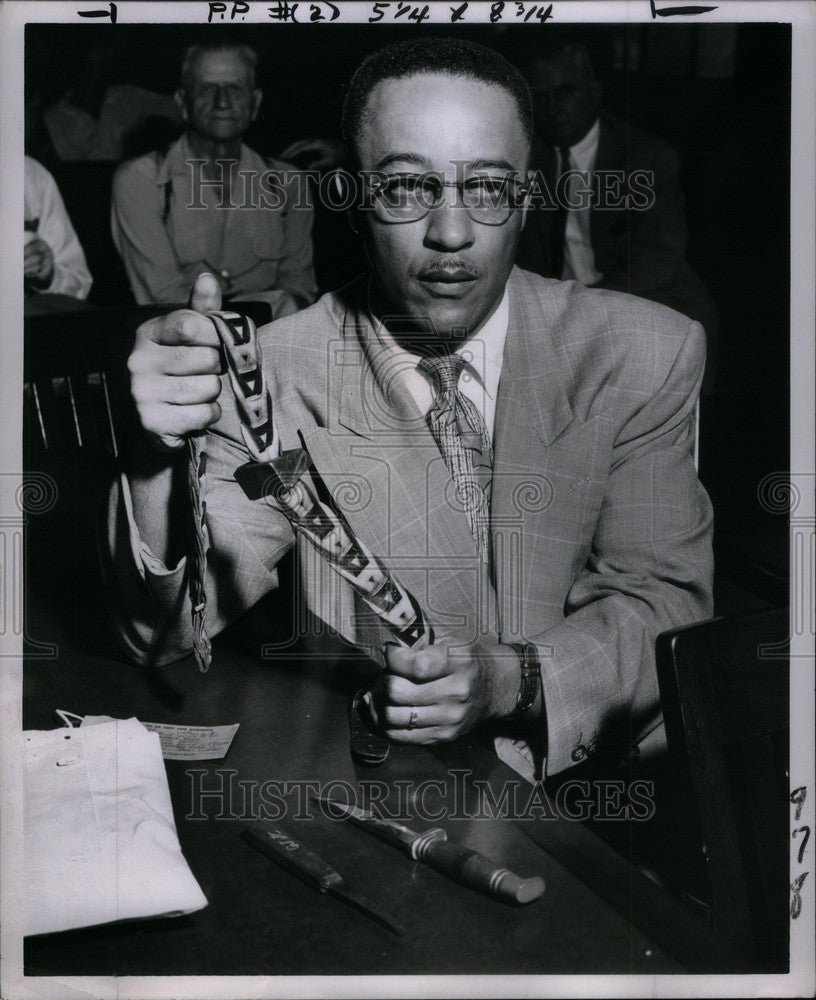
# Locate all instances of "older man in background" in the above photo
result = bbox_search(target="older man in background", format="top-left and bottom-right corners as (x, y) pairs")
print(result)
(111, 42), (317, 314)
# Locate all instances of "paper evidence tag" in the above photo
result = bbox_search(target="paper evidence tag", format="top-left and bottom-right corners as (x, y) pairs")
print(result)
(76, 715), (239, 761)
(139, 722), (239, 760)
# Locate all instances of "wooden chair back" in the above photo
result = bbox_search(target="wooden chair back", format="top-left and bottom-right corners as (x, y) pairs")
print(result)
(656, 608), (790, 970)
(24, 302), (272, 459)
(23, 301), (273, 652)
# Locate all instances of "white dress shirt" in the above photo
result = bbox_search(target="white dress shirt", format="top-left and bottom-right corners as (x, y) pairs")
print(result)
(558, 119), (603, 287)
(24, 156), (92, 299)
(364, 288), (534, 779)
(366, 287), (510, 443)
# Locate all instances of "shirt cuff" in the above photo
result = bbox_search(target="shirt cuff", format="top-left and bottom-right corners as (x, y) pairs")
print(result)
(119, 470), (186, 581)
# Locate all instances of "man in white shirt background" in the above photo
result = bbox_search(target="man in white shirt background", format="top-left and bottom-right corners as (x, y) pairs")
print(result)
(111, 42), (317, 313)
(24, 155), (93, 310)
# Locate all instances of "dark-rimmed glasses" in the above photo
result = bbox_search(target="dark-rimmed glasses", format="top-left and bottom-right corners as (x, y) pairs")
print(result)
(366, 172), (530, 226)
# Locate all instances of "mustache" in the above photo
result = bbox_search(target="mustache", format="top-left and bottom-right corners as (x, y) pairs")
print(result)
(415, 260), (482, 282)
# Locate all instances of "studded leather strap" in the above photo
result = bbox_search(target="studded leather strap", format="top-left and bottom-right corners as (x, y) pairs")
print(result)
(187, 310), (273, 672)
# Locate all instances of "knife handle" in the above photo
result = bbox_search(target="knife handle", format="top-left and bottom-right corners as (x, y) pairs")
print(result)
(411, 828), (545, 905)
(243, 823), (342, 892)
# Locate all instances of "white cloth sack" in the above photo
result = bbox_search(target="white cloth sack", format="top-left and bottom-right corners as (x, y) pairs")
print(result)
(24, 716), (207, 936)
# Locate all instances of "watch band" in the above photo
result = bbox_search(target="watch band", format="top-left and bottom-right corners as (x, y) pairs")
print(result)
(506, 642), (541, 720)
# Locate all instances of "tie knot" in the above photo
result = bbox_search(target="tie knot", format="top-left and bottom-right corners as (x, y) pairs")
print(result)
(559, 145), (572, 169)
(417, 353), (467, 396)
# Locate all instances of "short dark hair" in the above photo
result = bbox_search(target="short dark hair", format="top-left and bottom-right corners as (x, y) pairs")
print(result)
(341, 37), (533, 162)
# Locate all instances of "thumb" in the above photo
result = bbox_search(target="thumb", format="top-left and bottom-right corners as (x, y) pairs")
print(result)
(189, 272), (222, 313)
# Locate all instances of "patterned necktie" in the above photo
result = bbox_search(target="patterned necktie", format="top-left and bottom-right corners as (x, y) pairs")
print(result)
(417, 353), (493, 560)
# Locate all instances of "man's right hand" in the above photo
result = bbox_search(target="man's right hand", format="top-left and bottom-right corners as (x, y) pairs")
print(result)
(24, 237), (55, 289)
(128, 273), (225, 451)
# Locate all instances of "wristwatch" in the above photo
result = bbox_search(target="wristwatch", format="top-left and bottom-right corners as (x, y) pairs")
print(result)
(506, 642), (542, 720)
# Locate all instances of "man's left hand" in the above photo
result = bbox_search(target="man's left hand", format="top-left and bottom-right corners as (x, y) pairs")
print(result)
(369, 640), (520, 744)
(24, 238), (55, 289)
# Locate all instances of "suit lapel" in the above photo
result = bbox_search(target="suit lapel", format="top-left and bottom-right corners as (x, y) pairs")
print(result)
(295, 272), (577, 646)
(494, 270), (573, 448)
(491, 270), (574, 638)
(300, 290), (494, 645)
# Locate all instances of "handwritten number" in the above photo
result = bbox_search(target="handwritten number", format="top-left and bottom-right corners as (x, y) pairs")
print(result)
(793, 826), (811, 866)
(790, 789), (810, 919)
(309, 2), (339, 19)
(790, 872), (808, 919)
(490, 1), (504, 22)
(525, 3), (553, 21)
(406, 4), (430, 21)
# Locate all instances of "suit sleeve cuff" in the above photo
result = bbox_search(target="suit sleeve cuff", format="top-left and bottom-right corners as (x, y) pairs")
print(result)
(119, 469), (186, 585)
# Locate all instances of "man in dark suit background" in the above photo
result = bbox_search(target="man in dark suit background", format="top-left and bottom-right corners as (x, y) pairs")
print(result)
(516, 39), (718, 388)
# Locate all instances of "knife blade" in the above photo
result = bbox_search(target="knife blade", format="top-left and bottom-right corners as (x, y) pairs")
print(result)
(313, 795), (545, 905)
(242, 821), (405, 936)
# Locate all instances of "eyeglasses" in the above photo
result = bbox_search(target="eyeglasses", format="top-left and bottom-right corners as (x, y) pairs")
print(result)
(366, 172), (530, 226)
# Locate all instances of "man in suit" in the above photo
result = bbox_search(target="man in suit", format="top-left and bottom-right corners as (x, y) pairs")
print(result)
(516, 39), (718, 387)
(106, 38), (713, 781)
(111, 42), (317, 312)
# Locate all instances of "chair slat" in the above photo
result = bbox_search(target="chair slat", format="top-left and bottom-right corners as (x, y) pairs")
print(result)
(99, 371), (119, 458)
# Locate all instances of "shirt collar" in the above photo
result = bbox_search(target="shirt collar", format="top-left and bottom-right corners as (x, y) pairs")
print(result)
(567, 117), (601, 158)
(455, 288), (509, 400)
(156, 132), (264, 185)
(363, 285), (510, 413)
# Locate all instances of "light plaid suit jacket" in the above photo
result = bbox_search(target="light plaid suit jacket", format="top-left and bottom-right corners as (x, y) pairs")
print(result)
(108, 267), (713, 776)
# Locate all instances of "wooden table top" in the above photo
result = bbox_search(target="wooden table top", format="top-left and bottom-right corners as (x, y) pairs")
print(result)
(22, 591), (740, 979)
